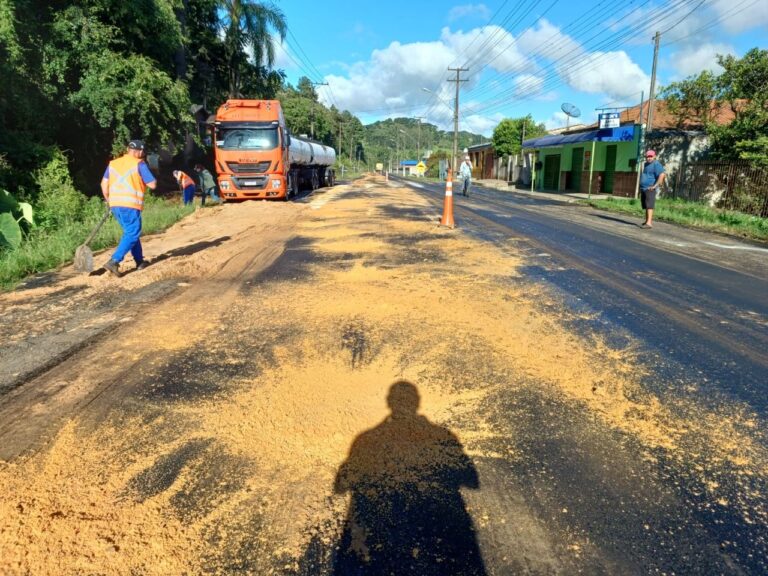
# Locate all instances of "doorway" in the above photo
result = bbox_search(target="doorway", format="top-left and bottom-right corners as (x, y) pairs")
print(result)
(570, 147), (584, 192)
(543, 155), (560, 190)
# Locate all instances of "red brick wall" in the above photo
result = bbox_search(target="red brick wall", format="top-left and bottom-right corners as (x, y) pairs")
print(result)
(612, 172), (637, 197)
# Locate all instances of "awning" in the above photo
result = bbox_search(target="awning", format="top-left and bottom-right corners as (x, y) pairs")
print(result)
(523, 125), (636, 149)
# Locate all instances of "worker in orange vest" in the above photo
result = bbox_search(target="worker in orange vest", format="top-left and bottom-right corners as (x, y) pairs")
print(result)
(174, 169), (196, 205)
(100, 139), (157, 277)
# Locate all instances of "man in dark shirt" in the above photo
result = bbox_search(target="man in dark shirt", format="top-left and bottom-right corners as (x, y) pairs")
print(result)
(639, 149), (665, 229)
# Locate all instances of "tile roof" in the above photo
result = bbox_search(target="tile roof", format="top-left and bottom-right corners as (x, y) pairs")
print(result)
(583, 100), (740, 130)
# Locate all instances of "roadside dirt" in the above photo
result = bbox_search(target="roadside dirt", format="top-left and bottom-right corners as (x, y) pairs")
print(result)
(0, 177), (765, 574)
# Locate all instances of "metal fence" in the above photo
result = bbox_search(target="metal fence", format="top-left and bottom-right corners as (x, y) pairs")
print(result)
(673, 160), (768, 217)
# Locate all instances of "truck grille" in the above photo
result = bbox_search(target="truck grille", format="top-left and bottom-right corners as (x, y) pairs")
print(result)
(227, 161), (271, 173)
(232, 176), (268, 189)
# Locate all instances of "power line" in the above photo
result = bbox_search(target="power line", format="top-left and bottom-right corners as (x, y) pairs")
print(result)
(660, 0), (707, 34)
(465, 0), (700, 115)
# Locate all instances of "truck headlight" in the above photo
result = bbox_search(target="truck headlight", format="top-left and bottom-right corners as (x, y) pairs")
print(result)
(220, 181), (230, 190)
(271, 179), (281, 189)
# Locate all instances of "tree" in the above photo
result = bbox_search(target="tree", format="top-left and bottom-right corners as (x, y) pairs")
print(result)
(659, 71), (721, 128)
(709, 48), (768, 164)
(659, 48), (768, 165)
(492, 116), (547, 157)
(217, 0), (287, 98)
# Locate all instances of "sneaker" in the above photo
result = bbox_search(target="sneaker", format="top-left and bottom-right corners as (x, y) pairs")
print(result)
(136, 260), (150, 270)
(103, 259), (122, 277)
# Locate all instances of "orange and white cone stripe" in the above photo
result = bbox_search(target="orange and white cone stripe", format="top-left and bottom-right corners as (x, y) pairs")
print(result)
(440, 170), (455, 228)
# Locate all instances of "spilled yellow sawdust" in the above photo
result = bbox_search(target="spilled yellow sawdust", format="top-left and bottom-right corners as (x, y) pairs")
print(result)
(0, 175), (764, 574)
(0, 423), (202, 575)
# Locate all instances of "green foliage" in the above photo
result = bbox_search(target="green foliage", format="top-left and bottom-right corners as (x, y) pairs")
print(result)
(660, 48), (768, 167)
(586, 196), (768, 241)
(362, 117), (483, 171)
(34, 149), (86, 229)
(493, 115), (547, 156)
(72, 53), (193, 154)
(0, 188), (31, 251)
(659, 71), (720, 128)
(0, 197), (194, 289)
(0, 0), (22, 65)
(217, 0), (287, 98)
(0, 212), (21, 250)
(734, 136), (768, 167)
(425, 150), (449, 178)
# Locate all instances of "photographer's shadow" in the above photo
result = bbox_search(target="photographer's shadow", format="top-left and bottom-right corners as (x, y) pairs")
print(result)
(333, 380), (487, 575)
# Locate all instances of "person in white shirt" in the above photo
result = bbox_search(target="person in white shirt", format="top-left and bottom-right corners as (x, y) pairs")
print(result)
(459, 156), (472, 197)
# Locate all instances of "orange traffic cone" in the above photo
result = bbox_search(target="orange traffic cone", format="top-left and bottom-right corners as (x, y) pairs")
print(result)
(440, 170), (455, 228)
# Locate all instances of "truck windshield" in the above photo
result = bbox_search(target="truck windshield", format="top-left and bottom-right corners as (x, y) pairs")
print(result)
(216, 127), (279, 151)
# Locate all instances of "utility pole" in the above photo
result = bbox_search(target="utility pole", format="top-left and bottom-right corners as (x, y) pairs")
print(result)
(448, 67), (469, 176)
(414, 117), (424, 160)
(646, 32), (661, 133)
(309, 81), (328, 140)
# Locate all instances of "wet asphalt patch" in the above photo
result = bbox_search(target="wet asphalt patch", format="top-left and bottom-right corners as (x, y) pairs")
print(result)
(486, 385), (741, 574)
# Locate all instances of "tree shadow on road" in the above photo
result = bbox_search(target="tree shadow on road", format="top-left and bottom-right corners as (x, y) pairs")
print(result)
(329, 380), (487, 575)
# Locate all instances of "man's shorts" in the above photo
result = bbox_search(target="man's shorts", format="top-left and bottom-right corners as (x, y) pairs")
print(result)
(640, 187), (657, 209)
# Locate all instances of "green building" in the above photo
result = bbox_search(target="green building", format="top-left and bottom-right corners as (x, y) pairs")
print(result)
(523, 124), (640, 196)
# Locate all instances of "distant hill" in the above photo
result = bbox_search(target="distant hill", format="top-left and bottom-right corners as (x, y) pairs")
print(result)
(362, 117), (486, 168)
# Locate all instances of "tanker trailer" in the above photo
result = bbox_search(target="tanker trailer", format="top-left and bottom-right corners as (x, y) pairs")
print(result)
(286, 135), (336, 196)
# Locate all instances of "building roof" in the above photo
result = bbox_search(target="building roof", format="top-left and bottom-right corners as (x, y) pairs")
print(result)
(523, 125), (636, 149)
(586, 100), (739, 130)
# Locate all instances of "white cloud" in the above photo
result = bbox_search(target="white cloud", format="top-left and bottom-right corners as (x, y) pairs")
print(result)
(440, 25), (532, 74)
(463, 111), (505, 136)
(711, 0), (768, 33)
(321, 27), (535, 119)
(513, 74), (544, 98)
(559, 51), (649, 100)
(448, 4), (491, 22)
(669, 43), (735, 78)
(545, 111), (568, 130)
(517, 19), (583, 62)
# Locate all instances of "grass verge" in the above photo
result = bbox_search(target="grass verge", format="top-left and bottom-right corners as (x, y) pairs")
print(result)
(0, 197), (194, 290)
(584, 196), (768, 242)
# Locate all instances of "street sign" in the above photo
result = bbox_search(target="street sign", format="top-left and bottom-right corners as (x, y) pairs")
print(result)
(599, 112), (621, 129)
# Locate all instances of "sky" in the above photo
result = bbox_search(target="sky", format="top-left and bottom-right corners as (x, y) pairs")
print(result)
(273, 0), (768, 136)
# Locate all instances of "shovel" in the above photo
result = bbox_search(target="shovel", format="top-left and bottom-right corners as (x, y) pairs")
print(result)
(74, 206), (111, 273)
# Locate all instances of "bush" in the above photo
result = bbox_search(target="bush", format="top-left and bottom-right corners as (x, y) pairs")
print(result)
(34, 149), (87, 229)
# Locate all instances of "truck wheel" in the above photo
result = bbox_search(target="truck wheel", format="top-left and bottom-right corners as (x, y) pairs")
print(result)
(292, 173), (300, 197)
(311, 170), (319, 190)
(327, 170), (334, 187)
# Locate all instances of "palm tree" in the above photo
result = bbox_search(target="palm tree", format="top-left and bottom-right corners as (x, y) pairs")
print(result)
(218, 0), (287, 98)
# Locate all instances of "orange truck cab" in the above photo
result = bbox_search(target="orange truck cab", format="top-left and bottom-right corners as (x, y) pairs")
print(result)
(212, 99), (336, 201)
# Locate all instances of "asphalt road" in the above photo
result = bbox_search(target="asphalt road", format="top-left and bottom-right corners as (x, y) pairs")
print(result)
(395, 176), (768, 416)
(392, 176), (768, 574)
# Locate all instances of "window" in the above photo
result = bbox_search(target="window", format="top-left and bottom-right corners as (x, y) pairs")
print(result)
(216, 127), (279, 151)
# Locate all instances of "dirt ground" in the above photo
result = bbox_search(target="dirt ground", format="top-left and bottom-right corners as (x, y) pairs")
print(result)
(0, 176), (765, 574)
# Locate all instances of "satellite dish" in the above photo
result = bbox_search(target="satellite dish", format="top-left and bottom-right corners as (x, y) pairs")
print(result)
(561, 102), (581, 130)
